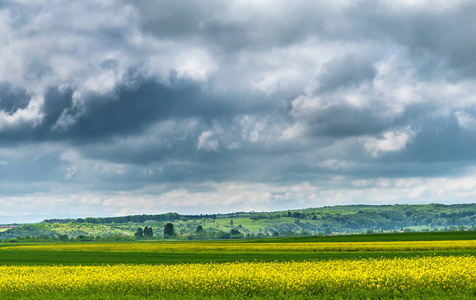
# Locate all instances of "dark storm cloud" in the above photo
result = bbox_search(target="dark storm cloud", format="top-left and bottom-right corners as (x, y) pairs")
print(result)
(129, 0), (476, 78)
(294, 102), (392, 137)
(0, 81), (266, 144)
(319, 55), (377, 92)
(0, 84), (30, 114)
(2, 0), (476, 219)
(129, 0), (332, 51)
(56, 82), (237, 141)
(399, 115), (476, 163)
(344, 1), (476, 79)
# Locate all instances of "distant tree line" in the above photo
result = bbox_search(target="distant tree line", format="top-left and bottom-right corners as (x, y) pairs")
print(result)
(250, 204), (476, 233)
(43, 213), (220, 224)
(44, 213), (181, 224)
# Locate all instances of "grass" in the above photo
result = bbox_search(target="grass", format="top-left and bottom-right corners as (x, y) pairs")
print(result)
(0, 231), (475, 266)
(253, 230), (476, 243)
(0, 232), (474, 299)
(1, 248), (476, 266)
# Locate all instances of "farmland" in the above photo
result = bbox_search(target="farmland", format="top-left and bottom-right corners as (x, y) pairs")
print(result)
(1, 256), (476, 299)
(0, 232), (475, 299)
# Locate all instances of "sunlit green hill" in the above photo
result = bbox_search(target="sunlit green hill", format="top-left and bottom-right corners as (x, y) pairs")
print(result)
(1, 203), (475, 241)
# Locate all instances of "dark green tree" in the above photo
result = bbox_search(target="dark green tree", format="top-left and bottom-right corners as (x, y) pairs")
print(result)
(230, 228), (245, 239)
(219, 231), (231, 239)
(57, 234), (69, 241)
(144, 226), (153, 238)
(164, 223), (175, 237)
(196, 225), (204, 234)
(134, 227), (144, 238)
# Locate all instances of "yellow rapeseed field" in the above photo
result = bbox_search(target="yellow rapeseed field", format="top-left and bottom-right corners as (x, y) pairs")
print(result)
(3, 240), (476, 252)
(0, 256), (475, 296)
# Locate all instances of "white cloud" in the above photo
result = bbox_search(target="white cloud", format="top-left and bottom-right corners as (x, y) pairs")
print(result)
(60, 148), (128, 179)
(320, 159), (354, 170)
(175, 50), (217, 82)
(0, 94), (44, 131)
(93, 162), (126, 176)
(455, 111), (476, 130)
(279, 122), (307, 141)
(2, 171), (476, 221)
(239, 115), (268, 142)
(383, 0), (469, 12)
(362, 127), (416, 157)
(197, 130), (219, 151)
(352, 179), (370, 188)
(65, 166), (76, 179)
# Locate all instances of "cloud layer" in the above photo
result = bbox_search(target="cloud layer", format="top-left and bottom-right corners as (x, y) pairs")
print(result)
(1, 0), (476, 221)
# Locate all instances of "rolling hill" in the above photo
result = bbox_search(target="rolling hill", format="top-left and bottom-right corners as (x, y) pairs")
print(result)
(1, 203), (475, 241)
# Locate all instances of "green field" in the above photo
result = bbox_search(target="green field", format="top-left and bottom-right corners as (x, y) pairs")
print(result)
(0, 231), (475, 266)
(0, 232), (475, 299)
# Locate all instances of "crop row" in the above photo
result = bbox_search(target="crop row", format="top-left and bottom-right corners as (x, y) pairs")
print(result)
(0, 256), (475, 297)
(4, 240), (476, 252)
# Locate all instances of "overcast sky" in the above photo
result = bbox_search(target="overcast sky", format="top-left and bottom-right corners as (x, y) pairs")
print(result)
(1, 0), (476, 222)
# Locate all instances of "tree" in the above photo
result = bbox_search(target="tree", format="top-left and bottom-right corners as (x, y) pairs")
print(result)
(164, 223), (175, 237)
(57, 234), (69, 241)
(196, 225), (204, 234)
(230, 228), (244, 239)
(134, 227), (144, 238)
(219, 231), (231, 239)
(144, 226), (153, 238)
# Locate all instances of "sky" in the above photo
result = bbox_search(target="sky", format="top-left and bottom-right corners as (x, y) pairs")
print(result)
(1, 0), (476, 222)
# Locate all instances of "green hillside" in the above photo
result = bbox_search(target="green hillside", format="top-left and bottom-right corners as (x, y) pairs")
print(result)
(1, 203), (475, 241)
